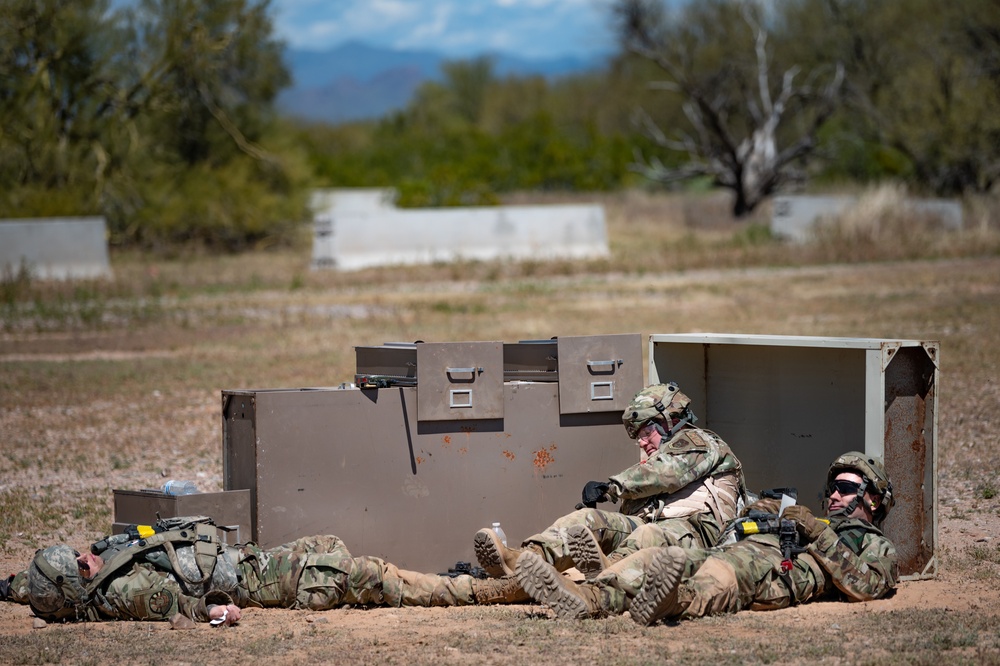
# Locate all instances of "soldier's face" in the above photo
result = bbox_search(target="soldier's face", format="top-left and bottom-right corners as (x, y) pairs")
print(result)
(636, 423), (661, 456)
(76, 552), (105, 580)
(827, 472), (873, 519)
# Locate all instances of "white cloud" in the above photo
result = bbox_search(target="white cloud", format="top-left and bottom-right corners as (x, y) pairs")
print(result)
(394, 2), (455, 49)
(272, 0), (617, 58)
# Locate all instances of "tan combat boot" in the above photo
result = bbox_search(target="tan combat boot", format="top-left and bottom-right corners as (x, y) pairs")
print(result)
(628, 546), (686, 626)
(470, 576), (531, 604)
(566, 524), (617, 580)
(474, 528), (538, 578)
(514, 550), (608, 619)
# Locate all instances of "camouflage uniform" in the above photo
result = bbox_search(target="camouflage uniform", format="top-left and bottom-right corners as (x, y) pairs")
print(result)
(7, 533), (489, 623)
(234, 535), (477, 610)
(591, 514), (898, 616)
(523, 426), (744, 570)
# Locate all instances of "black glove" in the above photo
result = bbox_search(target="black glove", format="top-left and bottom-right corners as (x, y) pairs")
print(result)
(0, 575), (12, 601)
(580, 481), (610, 508)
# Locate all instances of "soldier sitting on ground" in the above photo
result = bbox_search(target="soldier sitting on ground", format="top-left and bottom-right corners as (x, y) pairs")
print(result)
(0, 523), (527, 625)
(514, 451), (898, 624)
(474, 382), (748, 585)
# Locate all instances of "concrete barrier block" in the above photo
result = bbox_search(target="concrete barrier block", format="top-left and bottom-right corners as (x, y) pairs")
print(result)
(0, 217), (112, 280)
(772, 195), (964, 243)
(310, 188), (609, 271)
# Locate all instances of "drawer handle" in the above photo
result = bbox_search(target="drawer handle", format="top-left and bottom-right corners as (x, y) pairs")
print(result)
(586, 359), (622, 370)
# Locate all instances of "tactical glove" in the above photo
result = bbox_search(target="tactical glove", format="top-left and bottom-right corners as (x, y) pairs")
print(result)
(743, 497), (781, 516)
(0, 575), (11, 601)
(782, 505), (828, 542)
(581, 481), (611, 508)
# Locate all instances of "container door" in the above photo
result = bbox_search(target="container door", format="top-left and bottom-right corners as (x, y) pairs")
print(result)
(557, 334), (643, 414)
(417, 341), (504, 421)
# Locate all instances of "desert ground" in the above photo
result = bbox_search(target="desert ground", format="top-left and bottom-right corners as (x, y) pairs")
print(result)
(1, 191), (999, 664)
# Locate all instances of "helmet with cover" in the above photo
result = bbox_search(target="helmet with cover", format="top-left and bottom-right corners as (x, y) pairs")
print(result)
(825, 451), (894, 526)
(622, 382), (696, 439)
(28, 545), (89, 622)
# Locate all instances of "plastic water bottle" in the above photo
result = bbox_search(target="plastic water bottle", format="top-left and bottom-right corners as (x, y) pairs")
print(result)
(162, 480), (198, 496)
(491, 522), (507, 547)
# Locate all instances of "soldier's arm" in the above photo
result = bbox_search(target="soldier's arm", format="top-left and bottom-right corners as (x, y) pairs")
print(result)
(103, 564), (237, 622)
(805, 529), (898, 601)
(608, 435), (720, 501)
(1, 570), (30, 604)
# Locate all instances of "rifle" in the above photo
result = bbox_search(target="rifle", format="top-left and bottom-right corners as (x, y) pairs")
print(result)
(733, 511), (830, 573)
(90, 524), (164, 555)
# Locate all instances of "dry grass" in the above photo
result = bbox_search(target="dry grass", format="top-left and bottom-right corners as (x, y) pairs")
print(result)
(1, 186), (1000, 663)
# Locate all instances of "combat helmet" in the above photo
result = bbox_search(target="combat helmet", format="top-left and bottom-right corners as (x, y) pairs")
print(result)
(622, 382), (696, 439)
(826, 451), (894, 526)
(27, 545), (89, 622)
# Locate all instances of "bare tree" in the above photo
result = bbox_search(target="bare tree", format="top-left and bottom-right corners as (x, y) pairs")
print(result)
(616, 0), (843, 217)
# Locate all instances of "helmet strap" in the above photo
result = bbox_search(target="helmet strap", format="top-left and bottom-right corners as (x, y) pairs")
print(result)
(667, 408), (697, 437)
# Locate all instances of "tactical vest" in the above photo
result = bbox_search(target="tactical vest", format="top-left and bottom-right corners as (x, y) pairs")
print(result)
(32, 517), (237, 622)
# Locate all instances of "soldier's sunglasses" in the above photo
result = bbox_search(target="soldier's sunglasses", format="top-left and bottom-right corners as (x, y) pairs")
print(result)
(75, 551), (90, 574)
(827, 479), (862, 497)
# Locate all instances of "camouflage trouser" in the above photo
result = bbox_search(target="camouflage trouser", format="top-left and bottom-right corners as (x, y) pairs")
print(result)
(523, 508), (643, 571)
(594, 539), (825, 618)
(609, 514), (724, 560)
(523, 509), (723, 572)
(242, 535), (476, 610)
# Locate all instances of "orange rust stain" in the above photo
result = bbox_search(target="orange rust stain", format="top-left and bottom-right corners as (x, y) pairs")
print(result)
(458, 447), (468, 455)
(442, 435), (452, 445)
(502, 450), (516, 461)
(533, 448), (555, 469)
(416, 456), (426, 465)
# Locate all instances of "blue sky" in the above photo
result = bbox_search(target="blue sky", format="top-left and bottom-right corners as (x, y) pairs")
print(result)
(271, 0), (619, 59)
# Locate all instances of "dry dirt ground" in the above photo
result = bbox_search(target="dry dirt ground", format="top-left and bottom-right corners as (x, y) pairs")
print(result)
(1, 255), (999, 664)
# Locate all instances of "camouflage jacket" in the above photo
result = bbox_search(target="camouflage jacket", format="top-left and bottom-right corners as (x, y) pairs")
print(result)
(608, 427), (746, 521)
(744, 516), (898, 603)
(5, 534), (241, 623)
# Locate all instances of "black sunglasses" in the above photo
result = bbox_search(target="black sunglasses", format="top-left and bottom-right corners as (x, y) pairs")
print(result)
(75, 551), (90, 574)
(828, 479), (862, 496)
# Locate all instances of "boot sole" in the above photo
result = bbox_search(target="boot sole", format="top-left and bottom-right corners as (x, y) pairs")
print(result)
(474, 529), (514, 578)
(565, 524), (606, 580)
(629, 546), (685, 626)
(515, 551), (591, 619)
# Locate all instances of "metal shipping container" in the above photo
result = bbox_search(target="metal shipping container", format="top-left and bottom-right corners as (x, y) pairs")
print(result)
(222, 334), (644, 572)
(649, 333), (938, 579)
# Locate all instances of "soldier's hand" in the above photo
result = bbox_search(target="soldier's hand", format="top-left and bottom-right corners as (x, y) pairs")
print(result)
(0, 575), (11, 601)
(209, 603), (242, 627)
(782, 505), (828, 542)
(744, 498), (781, 516)
(581, 481), (611, 508)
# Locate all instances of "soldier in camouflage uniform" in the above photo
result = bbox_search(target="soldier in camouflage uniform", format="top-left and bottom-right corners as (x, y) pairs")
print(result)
(1, 528), (526, 624)
(515, 451), (898, 624)
(474, 383), (747, 583)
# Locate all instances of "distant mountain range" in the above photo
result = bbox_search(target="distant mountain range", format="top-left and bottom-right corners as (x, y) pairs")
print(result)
(278, 40), (605, 125)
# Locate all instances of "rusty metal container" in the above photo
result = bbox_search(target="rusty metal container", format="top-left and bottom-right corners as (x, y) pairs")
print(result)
(648, 333), (938, 579)
(222, 334), (643, 572)
(111, 488), (252, 545)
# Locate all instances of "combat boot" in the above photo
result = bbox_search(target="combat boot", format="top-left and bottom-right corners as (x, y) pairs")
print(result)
(566, 524), (620, 580)
(628, 546), (686, 626)
(470, 576), (531, 604)
(514, 550), (609, 619)
(474, 528), (541, 578)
